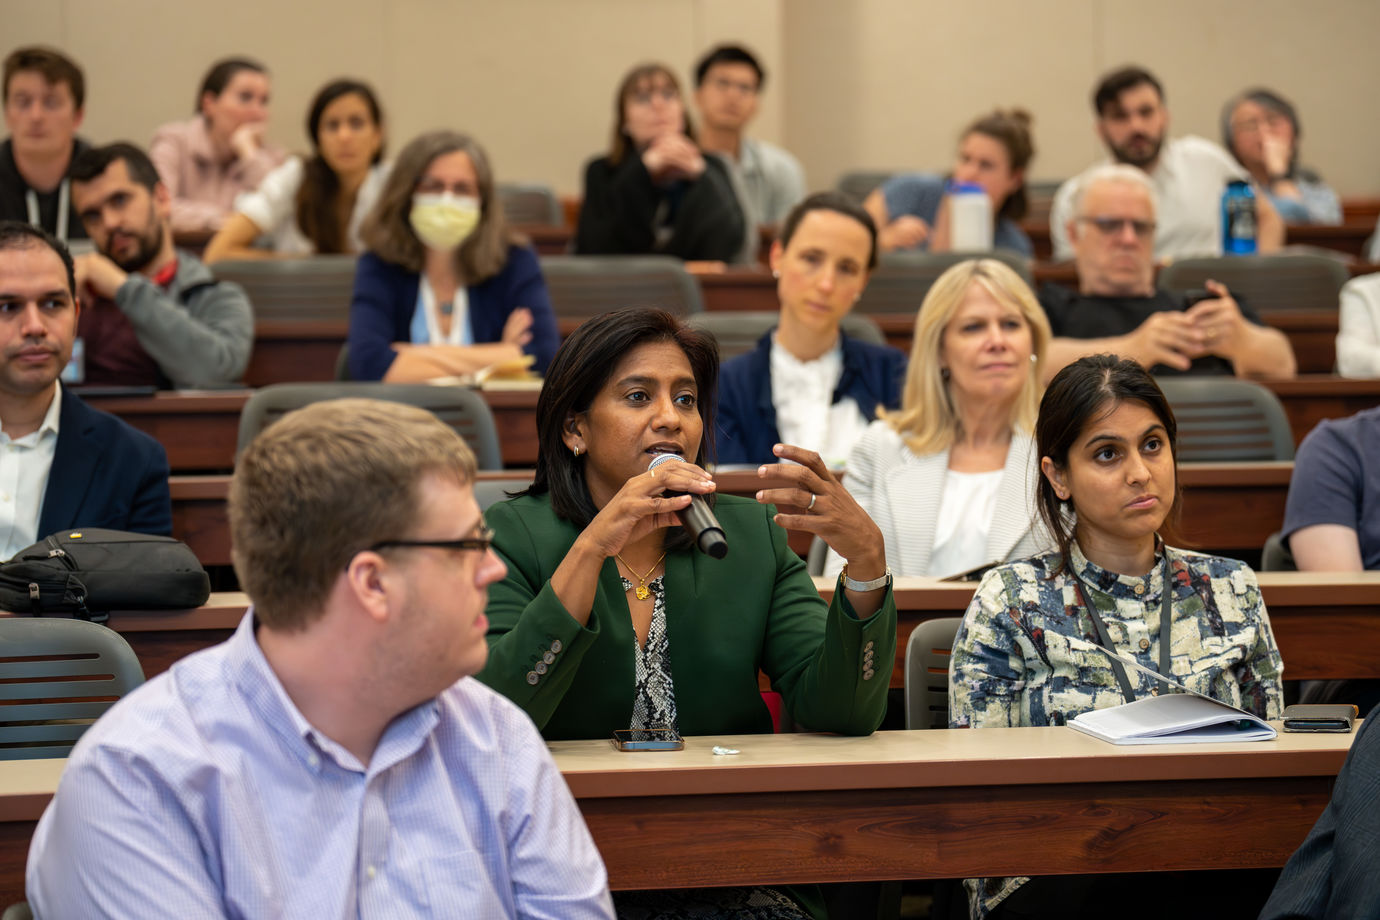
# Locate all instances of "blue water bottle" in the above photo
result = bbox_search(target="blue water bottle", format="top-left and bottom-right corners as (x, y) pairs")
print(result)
(1221, 179), (1258, 255)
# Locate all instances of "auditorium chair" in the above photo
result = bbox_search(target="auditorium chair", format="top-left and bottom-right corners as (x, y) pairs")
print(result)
(496, 182), (563, 226)
(835, 169), (895, 202)
(539, 255), (703, 319)
(475, 475), (535, 510)
(857, 250), (1033, 315)
(212, 254), (358, 322)
(903, 617), (962, 730)
(0, 618), (144, 760)
(687, 311), (886, 362)
(237, 383), (503, 469)
(1154, 377), (1296, 462)
(1158, 253), (1349, 314)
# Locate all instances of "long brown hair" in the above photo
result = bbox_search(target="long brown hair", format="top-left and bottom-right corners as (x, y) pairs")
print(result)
(294, 79), (384, 254)
(359, 130), (521, 284)
(961, 108), (1035, 221)
(608, 63), (694, 166)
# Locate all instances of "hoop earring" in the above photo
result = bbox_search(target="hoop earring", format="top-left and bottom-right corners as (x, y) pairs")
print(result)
(572, 446), (582, 457)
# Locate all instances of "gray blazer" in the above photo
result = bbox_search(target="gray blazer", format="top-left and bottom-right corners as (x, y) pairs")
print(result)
(826, 421), (1050, 577)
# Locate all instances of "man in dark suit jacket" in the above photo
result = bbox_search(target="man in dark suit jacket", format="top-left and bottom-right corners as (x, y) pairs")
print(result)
(0, 220), (169, 561)
(1260, 710), (1380, 919)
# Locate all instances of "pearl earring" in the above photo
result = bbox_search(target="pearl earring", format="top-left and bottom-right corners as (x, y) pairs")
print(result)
(772, 270), (780, 279)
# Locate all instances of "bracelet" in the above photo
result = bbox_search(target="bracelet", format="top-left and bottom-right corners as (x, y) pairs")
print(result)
(840, 563), (892, 592)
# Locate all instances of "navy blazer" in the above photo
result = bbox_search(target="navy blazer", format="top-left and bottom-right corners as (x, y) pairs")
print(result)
(1260, 711), (1380, 919)
(715, 329), (907, 465)
(35, 389), (171, 541)
(346, 244), (560, 381)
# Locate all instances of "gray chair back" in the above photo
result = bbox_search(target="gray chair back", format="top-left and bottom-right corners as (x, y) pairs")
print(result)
(836, 170), (896, 202)
(497, 183), (563, 226)
(1261, 531), (1298, 571)
(904, 617), (962, 730)
(1154, 377), (1295, 462)
(1158, 254), (1349, 314)
(0, 618), (144, 759)
(540, 255), (703, 320)
(212, 255), (358, 322)
(474, 475), (535, 511)
(858, 250), (1034, 315)
(237, 383), (503, 469)
(687, 312), (885, 362)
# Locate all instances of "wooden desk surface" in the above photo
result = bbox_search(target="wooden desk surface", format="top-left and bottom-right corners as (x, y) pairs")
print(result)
(0, 727), (1353, 896)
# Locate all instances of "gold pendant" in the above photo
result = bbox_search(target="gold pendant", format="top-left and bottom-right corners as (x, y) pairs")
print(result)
(636, 584), (651, 601)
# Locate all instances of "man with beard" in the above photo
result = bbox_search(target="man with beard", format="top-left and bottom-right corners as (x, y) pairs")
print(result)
(1049, 66), (1283, 262)
(0, 220), (169, 560)
(69, 143), (252, 388)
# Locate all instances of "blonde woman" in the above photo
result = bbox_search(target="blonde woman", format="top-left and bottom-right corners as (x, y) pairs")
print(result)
(827, 258), (1052, 578)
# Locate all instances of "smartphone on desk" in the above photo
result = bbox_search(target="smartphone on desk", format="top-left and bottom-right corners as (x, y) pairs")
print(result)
(1282, 704), (1358, 733)
(612, 727), (684, 751)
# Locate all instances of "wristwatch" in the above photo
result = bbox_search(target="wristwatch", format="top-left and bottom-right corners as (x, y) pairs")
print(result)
(840, 563), (893, 592)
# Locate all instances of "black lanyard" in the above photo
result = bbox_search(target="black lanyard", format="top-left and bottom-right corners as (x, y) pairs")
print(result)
(1071, 554), (1173, 704)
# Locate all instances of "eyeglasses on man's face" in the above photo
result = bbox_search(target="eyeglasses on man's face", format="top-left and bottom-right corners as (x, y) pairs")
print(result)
(348, 521), (495, 570)
(1077, 216), (1156, 240)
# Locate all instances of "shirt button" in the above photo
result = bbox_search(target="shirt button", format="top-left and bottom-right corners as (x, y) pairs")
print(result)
(534, 661), (548, 675)
(525, 671), (540, 685)
(307, 753), (320, 769)
(863, 668), (875, 681)
(550, 639), (563, 654)
(542, 650), (556, 665)
(1134, 584), (1146, 596)
(1151, 687), (1160, 696)
(366, 865), (377, 880)
(1139, 638), (1151, 651)
(864, 640), (875, 652)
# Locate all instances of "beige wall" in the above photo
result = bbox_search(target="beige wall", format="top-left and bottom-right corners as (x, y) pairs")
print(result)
(6, 0), (1379, 199)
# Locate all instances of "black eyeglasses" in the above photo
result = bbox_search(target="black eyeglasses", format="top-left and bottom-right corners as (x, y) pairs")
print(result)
(366, 521), (495, 556)
(1077, 216), (1156, 239)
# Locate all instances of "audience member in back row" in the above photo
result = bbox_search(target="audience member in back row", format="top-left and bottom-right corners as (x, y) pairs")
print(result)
(716, 192), (905, 467)
(575, 62), (746, 263)
(347, 130), (559, 381)
(1049, 65), (1283, 262)
(1039, 164), (1296, 380)
(1282, 406), (1380, 572)
(149, 57), (286, 235)
(0, 47), (89, 242)
(692, 44), (805, 230)
(1335, 273), (1380, 378)
(0, 221), (170, 561)
(950, 355), (1283, 920)
(204, 78), (387, 262)
(26, 398), (615, 918)
(70, 143), (253, 388)
(865, 108), (1036, 256)
(1222, 87), (1341, 226)
(826, 259), (1051, 579)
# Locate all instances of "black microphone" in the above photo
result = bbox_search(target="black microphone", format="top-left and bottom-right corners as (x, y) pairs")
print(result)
(647, 453), (728, 559)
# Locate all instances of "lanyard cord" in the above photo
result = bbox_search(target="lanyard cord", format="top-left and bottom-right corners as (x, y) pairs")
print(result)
(25, 180), (69, 242)
(1071, 553), (1174, 704)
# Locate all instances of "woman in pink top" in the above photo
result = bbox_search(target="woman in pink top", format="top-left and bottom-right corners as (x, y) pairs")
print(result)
(149, 57), (285, 234)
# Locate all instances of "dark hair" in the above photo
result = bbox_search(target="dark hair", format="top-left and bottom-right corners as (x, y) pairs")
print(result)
(1093, 66), (1164, 117)
(295, 79), (385, 254)
(70, 142), (161, 192)
(524, 308), (719, 551)
(693, 44), (765, 89)
(0, 220), (76, 298)
(3, 46), (85, 110)
(196, 57), (268, 115)
(609, 63), (694, 166)
(778, 191), (879, 270)
(1035, 355), (1184, 574)
(1222, 88), (1312, 181)
(961, 108), (1036, 221)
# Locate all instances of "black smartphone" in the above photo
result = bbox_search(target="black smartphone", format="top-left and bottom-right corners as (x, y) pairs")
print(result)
(611, 727), (684, 751)
(1182, 288), (1219, 308)
(1282, 704), (1358, 733)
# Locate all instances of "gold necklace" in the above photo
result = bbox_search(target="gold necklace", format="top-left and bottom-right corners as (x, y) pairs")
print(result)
(616, 551), (667, 601)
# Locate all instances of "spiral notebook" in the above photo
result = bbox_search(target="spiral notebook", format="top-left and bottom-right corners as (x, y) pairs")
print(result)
(1064, 635), (1277, 745)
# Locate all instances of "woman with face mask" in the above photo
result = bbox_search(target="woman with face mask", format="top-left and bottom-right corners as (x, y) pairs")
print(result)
(346, 131), (559, 381)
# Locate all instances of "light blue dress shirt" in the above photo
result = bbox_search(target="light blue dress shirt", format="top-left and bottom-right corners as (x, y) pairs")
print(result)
(26, 612), (614, 920)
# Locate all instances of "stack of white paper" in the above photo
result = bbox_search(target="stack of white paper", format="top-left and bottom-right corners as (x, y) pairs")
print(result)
(1069, 694), (1277, 745)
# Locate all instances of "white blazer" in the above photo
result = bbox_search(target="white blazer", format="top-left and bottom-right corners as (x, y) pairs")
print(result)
(825, 421), (1051, 578)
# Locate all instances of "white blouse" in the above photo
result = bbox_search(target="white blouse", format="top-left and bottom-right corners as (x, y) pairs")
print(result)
(928, 468), (1005, 579)
(769, 336), (870, 468)
(233, 156), (390, 255)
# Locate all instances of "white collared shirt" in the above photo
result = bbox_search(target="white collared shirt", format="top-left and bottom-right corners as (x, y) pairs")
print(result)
(0, 382), (63, 561)
(769, 336), (869, 468)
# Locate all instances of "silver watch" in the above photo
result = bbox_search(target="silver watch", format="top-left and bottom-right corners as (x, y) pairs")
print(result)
(840, 563), (892, 592)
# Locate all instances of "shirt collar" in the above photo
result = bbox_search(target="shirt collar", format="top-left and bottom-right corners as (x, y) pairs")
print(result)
(37, 380), (63, 438)
(738, 137), (761, 176)
(1069, 539), (1169, 600)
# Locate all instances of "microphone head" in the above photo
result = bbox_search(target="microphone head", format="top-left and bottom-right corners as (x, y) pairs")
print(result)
(647, 452), (686, 472)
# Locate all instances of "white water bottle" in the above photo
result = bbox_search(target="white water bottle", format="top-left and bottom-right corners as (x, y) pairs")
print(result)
(949, 182), (993, 252)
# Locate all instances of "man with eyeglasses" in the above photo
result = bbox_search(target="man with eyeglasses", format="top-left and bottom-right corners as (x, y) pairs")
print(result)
(27, 398), (615, 918)
(692, 44), (805, 230)
(1048, 65), (1284, 262)
(1040, 164), (1296, 379)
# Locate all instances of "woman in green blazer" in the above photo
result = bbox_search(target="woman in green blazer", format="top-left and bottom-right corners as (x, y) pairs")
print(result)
(479, 308), (897, 743)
